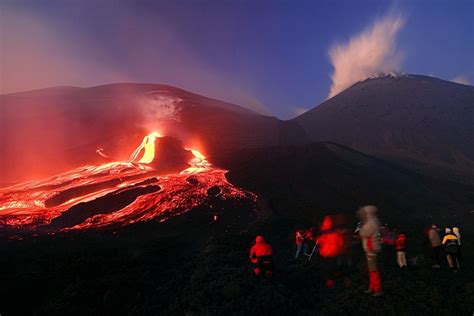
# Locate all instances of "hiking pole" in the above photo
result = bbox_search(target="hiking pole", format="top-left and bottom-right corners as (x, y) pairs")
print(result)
(308, 243), (318, 262)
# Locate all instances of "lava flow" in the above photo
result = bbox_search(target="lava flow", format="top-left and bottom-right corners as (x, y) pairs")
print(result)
(0, 133), (256, 234)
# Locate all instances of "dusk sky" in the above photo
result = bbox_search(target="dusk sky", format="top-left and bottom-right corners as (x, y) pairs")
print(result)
(1, 0), (473, 118)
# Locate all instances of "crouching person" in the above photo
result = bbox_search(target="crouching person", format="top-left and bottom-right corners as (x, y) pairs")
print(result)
(250, 236), (274, 278)
(358, 206), (383, 297)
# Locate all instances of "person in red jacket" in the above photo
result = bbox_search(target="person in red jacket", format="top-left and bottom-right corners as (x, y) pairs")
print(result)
(250, 235), (274, 277)
(317, 215), (345, 288)
(394, 232), (407, 268)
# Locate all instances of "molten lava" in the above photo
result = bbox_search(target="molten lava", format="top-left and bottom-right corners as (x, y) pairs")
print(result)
(0, 133), (256, 234)
(129, 132), (162, 164)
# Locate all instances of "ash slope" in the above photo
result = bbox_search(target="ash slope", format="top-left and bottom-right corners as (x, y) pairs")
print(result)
(0, 84), (308, 185)
(214, 142), (474, 230)
(294, 75), (474, 179)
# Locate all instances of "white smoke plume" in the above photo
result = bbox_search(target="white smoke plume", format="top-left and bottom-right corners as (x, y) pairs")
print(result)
(328, 15), (405, 98)
(136, 91), (184, 136)
(141, 92), (183, 123)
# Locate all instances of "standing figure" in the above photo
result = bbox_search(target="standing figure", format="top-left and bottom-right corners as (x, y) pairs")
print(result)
(427, 224), (442, 268)
(357, 206), (383, 297)
(394, 232), (407, 268)
(442, 228), (460, 271)
(452, 227), (462, 261)
(305, 227), (319, 261)
(317, 216), (345, 288)
(250, 236), (274, 277)
(295, 229), (307, 259)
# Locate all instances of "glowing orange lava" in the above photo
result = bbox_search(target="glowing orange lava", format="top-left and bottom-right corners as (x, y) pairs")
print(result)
(0, 133), (256, 234)
(128, 132), (162, 163)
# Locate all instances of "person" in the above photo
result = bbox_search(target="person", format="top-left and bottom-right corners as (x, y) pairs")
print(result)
(357, 205), (383, 297)
(427, 224), (442, 268)
(380, 224), (395, 245)
(442, 228), (460, 271)
(304, 227), (317, 244)
(394, 232), (407, 268)
(317, 215), (345, 288)
(305, 227), (319, 261)
(295, 229), (307, 259)
(250, 235), (274, 277)
(333, 214), (354, 286)
(452, 227), (462, 261)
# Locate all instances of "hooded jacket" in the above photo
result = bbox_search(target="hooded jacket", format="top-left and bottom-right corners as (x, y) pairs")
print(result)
(358, 206), (381, 255)
(250, 236), (273, 263)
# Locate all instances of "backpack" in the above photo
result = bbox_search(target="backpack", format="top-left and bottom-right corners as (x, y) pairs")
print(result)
(444, 235), (459, 254)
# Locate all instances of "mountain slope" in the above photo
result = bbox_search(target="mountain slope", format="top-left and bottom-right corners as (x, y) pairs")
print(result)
(213, 142), (474, 229)
(0, 84), (308, 185)
(294, 75), (474, 178)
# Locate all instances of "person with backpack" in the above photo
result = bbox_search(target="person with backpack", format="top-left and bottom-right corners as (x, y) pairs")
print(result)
(357, 206), (383, 297)
(442, 228), (460, 271)
(250, 235), (274, 277)
(316, 215), (345, 288)
(394, 232), (407, 268)
(427, 224), (442, 268)
(295, 229), (307, 259)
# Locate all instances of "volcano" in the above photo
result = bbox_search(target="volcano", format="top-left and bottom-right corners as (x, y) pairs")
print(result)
(0, 84), (308, 186)
(294, 75), (474, 179)
(0, 134), (256, 234)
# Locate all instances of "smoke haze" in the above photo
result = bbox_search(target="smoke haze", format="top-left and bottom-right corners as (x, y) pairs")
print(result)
(328, 15), (405, 98)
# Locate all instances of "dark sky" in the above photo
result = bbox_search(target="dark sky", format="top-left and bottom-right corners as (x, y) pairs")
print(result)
(1, 0), (473, 118)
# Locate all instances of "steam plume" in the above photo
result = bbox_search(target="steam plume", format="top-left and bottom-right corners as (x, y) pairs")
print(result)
(328, 15), (405, 98)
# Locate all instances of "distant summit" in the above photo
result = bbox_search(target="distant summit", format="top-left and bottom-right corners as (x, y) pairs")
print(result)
(363, 72), (409, 81)
(294, 74), (474, 178)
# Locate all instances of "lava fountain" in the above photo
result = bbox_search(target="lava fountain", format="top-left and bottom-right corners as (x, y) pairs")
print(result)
(0, 133), (257, 235)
